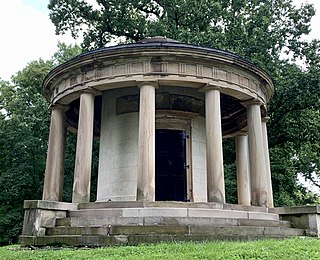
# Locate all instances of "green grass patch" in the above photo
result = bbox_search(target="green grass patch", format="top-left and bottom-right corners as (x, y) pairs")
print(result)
(1, 238), (319, 259)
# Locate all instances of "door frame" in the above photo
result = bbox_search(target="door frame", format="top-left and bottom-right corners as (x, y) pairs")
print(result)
(156, 110), (194, 201)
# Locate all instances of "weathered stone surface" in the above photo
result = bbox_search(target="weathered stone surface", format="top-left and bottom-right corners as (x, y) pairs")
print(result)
(42, 106), (66, 201)
(21, 201), (317, 247)
(97, 88), (139, 202)
(223, 203), (267, 212)
(24, 200), (77, 211)
(55, 218), (71, 227)
(270, 206), (320, 214)
(22, 200), (76, 237)
(263, 227), (305, 237)
(137, 82), (156, 202)
(270, 206), (320, 237)
(205, 88), (225, 203)
(78, 201), (145, 209)
(44, 41), (274, 106)
(235, 135), (251, 206)
(262, 118), (274, 208)
(20, 225), (306, 246)
(69, 209), (123, 218)
(239, 219), (292, 228)
(246, 101), (268, 207)
(68, 216), (144, 227)
(72, 91), (95, 203)
(20, 235), (129, 247)
(188, 208), (247, 219)
(248, 212), (279, 221)
(190, 226), (266, 236)
(122, 208), (188, 218)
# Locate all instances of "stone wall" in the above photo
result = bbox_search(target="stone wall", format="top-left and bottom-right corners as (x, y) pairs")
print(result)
(191, 116), (207, 202)
(97, 86), (208, 202)
(97, 88), (139, 201)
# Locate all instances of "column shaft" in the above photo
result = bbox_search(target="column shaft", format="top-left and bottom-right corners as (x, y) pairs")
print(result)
(72, 92), (95, 203)
(137, 83), (156, 201)
(262, 118), (274, 207)
(205, 88), (225, 203)
(235, 135), (251, 206)
(247, 102), (268, 206)
(43, 106), (66, 201)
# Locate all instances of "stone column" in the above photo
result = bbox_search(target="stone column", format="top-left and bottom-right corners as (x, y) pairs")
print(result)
(235, 134), (251, 206)
(246, 100), (268, 207)
(262, 117), (274, 208)
(204, 86), (225, 203)
(43, 104), (67, 201)
(137, 81), (156, 201)
(72, 90), (96, 203)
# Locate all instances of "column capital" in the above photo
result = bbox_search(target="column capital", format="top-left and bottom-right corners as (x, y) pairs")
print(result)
(262, 116), (271, 123)
(199, 83), (221, 92)
(237, 130), (248, 136)
(242, 99), (263, 108)
(49, 103), (69, 112)
(79, 87), (101, 96)
(136, 80), (159, 89)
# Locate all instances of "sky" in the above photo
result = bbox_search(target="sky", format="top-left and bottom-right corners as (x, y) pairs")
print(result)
(0, 0), (320, 81)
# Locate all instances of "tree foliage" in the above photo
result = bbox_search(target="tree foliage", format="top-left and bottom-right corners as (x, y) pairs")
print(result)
(0, 60), (52, 245)
(48, 0), (314, 64)
(0, 44), (81, 245)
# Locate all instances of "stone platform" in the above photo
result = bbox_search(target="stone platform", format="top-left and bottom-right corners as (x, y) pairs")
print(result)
(19, 200), (319, 247)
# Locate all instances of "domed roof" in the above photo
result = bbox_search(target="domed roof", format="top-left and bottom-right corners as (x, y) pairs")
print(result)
(138, 36), (179, 44)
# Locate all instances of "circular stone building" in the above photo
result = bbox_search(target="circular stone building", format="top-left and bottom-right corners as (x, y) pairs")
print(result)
(22, 37), (299, 246)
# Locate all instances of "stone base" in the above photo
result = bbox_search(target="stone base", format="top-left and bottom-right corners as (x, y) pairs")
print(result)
(20, 200), (319, 246)
(21, 200), (77, 237)
(270, 206), (320, 237)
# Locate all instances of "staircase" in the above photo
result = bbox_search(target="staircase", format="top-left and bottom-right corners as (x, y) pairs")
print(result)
(19, 202), (305, 246)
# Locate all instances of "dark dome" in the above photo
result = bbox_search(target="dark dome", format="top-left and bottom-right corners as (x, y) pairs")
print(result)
(138, 36), (179, 44)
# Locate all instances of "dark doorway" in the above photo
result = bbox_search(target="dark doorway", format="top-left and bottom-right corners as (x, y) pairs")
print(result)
(155, 129), (187, 201)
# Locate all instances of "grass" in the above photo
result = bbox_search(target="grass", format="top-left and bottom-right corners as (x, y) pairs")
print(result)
(1, 238), (320, 260)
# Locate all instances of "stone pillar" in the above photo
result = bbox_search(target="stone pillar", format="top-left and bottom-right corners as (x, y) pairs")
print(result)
(204, 86), (225, 203)
(43, 105), (67, 201)
(235, 134), (251, 206)
(246, 100), (268, 207)
(72, 90), (96, 203)
(262, 117), (274, 208)
(137, 81), (156, 201)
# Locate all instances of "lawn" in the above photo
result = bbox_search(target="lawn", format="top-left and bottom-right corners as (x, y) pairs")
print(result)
(1, 238), (319, 260)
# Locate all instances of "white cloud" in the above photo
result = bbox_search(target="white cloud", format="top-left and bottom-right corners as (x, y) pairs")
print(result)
(0, 0), (79, 81)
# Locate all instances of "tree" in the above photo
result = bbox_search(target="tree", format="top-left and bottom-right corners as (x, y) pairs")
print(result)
(0, 44), (82, 245)
(48, 0), (320, 205)
(0, 60), (52, 245)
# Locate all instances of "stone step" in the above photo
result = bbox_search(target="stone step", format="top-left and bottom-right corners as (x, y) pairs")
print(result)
(56, 216), (238, 227)
(47, 225), (189, 236)
(56, 218), (71, 227)
(78, 201), (268, 212)
(238, 219), (292, 228)
(19, 234), (128, 247)
(67, 207), (279, 221)
(55, 216), (289, 228)
(21, 226), (305, 246)
(47, 225), (302, 237)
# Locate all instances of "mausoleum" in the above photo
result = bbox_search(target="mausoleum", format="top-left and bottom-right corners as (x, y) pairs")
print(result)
(20, 37), (320, 246)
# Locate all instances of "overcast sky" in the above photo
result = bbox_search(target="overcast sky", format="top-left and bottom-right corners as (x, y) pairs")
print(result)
(0, 0), (319, 82)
